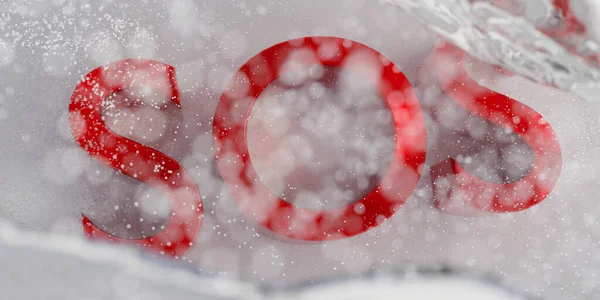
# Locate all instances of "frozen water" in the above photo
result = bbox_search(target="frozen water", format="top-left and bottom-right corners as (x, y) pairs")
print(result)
(268, 274), (524, 300)
(0, 221), (258, 300)
(0, 0), (599, 299)
(0, 221), (523, 299)
(385, 0), (600, 102)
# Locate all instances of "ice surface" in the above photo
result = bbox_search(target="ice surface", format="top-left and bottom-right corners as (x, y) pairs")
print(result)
(269, 275), (523, 300)
(0, 221), (522, 299)
(385, 0), (600, 102)
(0, 222), (258, 300)
(0, 0), (600, 299)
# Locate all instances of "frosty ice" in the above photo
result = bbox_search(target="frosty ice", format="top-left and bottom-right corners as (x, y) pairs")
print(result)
(1, 0), (600, 299)
(68, 36), (562, 252)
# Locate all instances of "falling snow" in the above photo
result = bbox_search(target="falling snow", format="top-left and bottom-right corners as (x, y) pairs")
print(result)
(1, 0), (600, 299)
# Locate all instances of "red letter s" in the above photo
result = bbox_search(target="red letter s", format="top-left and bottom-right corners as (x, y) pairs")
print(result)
(430, 42), (562, 215)
(69, 59), (202, 257)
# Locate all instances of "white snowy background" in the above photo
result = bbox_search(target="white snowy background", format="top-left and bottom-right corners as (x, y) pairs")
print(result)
(1, 0), (600, 299)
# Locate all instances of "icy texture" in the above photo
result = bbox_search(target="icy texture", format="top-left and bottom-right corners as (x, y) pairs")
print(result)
(270, 275), (523, 300)
(0, 1), (599, 300)
(0, 221), (522, 299)
(0, 221), (258, 300)
(385, 0), (600, 101)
